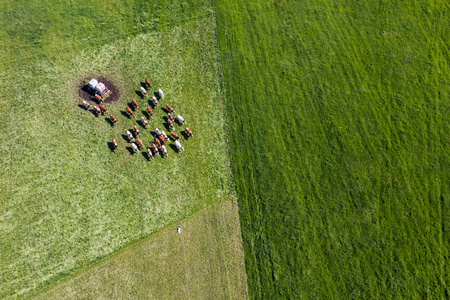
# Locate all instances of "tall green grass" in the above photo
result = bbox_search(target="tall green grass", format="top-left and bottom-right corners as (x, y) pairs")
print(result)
(0, 0), (211, 64)
(215, 0), (449, 298)
(0, 12), (234, 298)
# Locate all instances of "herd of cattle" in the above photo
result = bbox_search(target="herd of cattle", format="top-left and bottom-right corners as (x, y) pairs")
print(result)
(81, 78), (193, 159)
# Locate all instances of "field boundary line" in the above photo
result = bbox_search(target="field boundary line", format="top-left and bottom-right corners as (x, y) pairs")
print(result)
(180, 220), (191, 299)
(27, 195), (235, 299)
(0, 12), (210, 66)
(210, 1), (249, 298)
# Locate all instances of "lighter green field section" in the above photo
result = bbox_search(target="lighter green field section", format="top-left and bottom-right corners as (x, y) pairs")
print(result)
(0, 15), (234, 298)
(32, 198), (247, 299)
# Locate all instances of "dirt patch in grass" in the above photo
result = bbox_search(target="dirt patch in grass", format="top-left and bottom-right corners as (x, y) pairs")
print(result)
(78, 76), (120, 103)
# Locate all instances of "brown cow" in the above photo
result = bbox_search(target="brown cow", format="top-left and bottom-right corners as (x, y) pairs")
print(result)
(132, 99), (139, 110)
(151, 142), (159, 155)
(137, 138), (145, 149)
(126, 106), (136, 118)
(93, 106), (101, 115)
(133, 125), (140, 137)
(83, 100), (92, 109)
(168, 119), (174, 130)
(147, 107), (154, 119)
(145, 78), (152, 89)
(95, 94), (103, 103)
(171, 132), (181, 140)
(158, 135), (166, 146)
(166, 104), (174, 113)
(167, 113), (174, 122)
(154, 137), (161, 148)
(99, 104), (108, 115)
(186, 127), (193, 138)
(110, 114), (118, 124)
(147, 147), (154, 160)
(112, 138), (118, 150)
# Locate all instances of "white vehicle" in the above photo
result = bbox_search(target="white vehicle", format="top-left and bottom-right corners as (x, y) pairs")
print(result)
(87, 78), (110, 96)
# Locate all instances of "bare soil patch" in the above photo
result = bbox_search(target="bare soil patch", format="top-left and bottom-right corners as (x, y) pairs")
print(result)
(78, 76), (120, 103)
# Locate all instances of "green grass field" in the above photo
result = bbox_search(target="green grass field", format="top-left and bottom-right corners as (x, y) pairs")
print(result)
(215, 0), (449, 298)
(2, 0), (450, 299)
(0, 2), (239, 298)
(32, 198), (247, 299)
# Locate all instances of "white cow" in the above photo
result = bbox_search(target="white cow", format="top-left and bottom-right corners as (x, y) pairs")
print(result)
(131, 142), (139, 153)
(152, 96), (159, 107)
(176, 115), (186, 125)
(175, 140), (184, 152)
(140, 86), (148, 97)
(161, 131), (170, 141)
(127, 130), (135, 142)
(161, 145), (168, 157)
(83, 100), (91, 109)
(158, 88), (164, 99)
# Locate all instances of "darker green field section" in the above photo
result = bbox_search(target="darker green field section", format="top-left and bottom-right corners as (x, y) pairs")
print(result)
(214, 0), (449, 298)
(0, 0), (210, 63)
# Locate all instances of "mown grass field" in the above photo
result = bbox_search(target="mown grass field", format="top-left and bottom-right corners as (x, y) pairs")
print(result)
(0, 1), (241, 298)
(32, 197), (247, 299)
(215, 0), (449, 298)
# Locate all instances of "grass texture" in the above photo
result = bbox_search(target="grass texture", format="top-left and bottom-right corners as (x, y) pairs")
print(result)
(215, 0), (450, 298)
(0, 11), (235, 298)
(0, 0), (211, 64)
(32, 197), (247, 299)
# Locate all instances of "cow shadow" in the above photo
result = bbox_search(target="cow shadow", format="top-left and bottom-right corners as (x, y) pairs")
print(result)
(162, 116), (168, 122)
(163, 123), (172, 131)
(121, 134), (129, 142)
(107, 142), (116, 152)
(154, 91), (160, 99)
(140, 82), (147, 89)
(142, 110), (150, 118)
(161, 107), (169, 114)
(181, 130), (190, 140)
(149, 130), (156, 137)
(142, 151), (149, 160)
(137, 119), (147, 128)
(90, 109), (99, 117)
(78, 104), (87, 110)
(148, 99), (158, 109)
(169, 143), (179, 153)
(105, 118), (114, 127)
(120, 110), (131, 119)
(126, 147), (135, 155)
